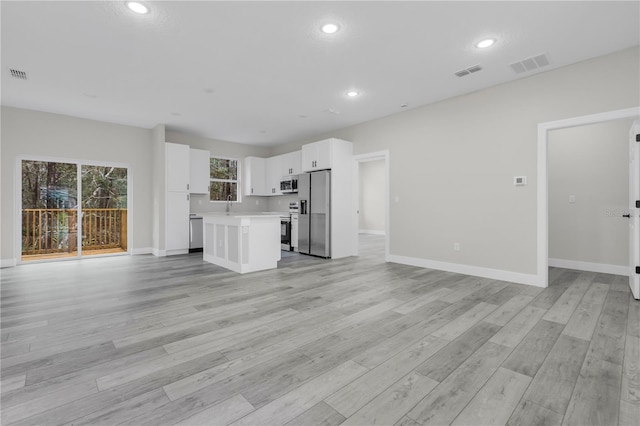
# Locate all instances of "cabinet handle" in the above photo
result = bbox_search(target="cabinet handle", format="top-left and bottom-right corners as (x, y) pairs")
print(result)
(187, 184), (189, 190)
(187, 194), (190, 201)
(251, 188), (254, 194)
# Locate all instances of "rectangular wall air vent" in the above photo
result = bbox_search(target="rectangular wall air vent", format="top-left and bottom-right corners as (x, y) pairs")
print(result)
(10, 69), (27, 80)
(509, 53), (550, 74)
(454, 64), (482, 77)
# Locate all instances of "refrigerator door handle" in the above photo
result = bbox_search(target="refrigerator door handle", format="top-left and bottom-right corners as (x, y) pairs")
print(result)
(300, 200), (307, 215)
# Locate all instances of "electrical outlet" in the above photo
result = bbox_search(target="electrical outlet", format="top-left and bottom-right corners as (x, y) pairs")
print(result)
(454, 242), (460, 251)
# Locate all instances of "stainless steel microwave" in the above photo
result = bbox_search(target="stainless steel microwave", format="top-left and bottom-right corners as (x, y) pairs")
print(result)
(280, 176), (298, 193)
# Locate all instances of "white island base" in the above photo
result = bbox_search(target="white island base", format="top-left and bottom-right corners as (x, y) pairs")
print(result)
(202, 213), (281, 274)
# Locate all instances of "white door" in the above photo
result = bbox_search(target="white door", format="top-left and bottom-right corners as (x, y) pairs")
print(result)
(629, 120), (640, 299)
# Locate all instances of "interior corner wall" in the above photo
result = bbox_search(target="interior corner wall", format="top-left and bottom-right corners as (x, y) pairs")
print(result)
(359, 160), (385, 233)
(151, 124), (166, 253)
(164, 130), (271, 214)
(0, 107), (155, 263)
(548, 119), (631, 268)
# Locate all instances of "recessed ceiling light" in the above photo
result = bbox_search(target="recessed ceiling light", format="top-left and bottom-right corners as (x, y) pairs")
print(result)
(476, 38), (496, 49)
(321, 23), (339, 34)
(126, 1), (149, 14)
(346, 91), (359, 97)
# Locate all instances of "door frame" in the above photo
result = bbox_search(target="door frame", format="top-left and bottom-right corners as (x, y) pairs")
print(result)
(537, 106), (640, 287)
(352, 150), (390, 261)
(15, 155), (133, 264)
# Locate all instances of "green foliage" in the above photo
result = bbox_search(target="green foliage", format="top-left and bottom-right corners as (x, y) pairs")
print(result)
(81, 165), (127, 208)
(210, 158), (237, 180)
(21, 161), (128, 209)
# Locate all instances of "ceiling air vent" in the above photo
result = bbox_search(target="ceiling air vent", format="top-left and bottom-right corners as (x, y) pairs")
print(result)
(10, 69), (27, 80)
(509, 53), (550, 74)
(454, 64), (482, 77)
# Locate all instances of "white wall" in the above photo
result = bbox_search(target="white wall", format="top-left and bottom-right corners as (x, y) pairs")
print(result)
(1, 107), (154, 263)
(270, 47), (640, 282)
(359, 160), (385, 234)
(164, 130), (270, 214)
(548, 120), (631, 270)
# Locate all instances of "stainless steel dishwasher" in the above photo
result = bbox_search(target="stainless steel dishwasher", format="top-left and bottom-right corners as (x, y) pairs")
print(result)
(189, 215), (203, 253)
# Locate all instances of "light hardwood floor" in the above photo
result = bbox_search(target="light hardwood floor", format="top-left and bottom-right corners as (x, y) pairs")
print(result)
(1, 235), (638, 425)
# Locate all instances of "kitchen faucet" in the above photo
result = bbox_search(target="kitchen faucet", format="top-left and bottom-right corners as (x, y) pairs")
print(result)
(226, 194), (232, 214)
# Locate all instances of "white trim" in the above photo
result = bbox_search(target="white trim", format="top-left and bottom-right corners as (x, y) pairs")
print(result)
(131, 247), (153, 255)
(359, 229), (385, 235)
(152, 248), (167, 257)
(353, 150), (390, 262)
(1, 259), (17, 268)
(549, 258), (628, 276)
(388, 254), (542, 287)
(166, 249), (189, 256)
(537, 106), (640, 288)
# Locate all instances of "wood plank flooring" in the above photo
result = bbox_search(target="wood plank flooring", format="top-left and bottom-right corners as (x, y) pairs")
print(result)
(1, 234), (637, 425)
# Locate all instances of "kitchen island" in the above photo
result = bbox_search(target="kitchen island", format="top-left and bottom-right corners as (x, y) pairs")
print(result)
(201, 213), (281, 274)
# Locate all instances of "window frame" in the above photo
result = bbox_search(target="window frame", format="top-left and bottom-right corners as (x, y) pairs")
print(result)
(209, 155), (242, 203)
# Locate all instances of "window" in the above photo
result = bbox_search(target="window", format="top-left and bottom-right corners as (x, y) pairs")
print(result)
(209, 157), (240, 202)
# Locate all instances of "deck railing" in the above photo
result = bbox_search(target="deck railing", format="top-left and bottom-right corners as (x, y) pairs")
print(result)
(22, 208), (127, 255)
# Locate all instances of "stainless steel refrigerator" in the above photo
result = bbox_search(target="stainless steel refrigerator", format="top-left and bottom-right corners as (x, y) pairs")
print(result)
(298, 170), (331, 258)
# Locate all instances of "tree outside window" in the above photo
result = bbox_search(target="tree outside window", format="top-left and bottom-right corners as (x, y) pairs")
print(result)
(210, 157), (240, 202)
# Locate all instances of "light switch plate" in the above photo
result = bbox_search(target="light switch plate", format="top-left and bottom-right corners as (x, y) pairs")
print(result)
(514, 176), (527, 186)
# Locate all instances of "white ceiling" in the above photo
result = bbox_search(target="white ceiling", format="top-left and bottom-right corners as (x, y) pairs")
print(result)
(2, 1), (639, 147)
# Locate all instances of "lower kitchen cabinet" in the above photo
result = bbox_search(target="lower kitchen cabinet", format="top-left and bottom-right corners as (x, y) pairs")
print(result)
(166, 191), (190, 255)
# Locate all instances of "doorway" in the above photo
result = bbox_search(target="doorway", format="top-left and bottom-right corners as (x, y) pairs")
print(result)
(353, 151), (390, 262)
(548, 120), (632, 277)
(19, 158), (130, 263)
(537, 107), (640, 297)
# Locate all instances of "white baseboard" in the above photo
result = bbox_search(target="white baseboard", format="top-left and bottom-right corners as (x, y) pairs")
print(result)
(152, 248), (167, 257)
(549, 258), (628, 276)
(387, 254), (543, 287)
(131, 247), (153, 255)
(1, 258), (17, 268)
(166, 249), (188, 256)
(359, 229), (385, 236)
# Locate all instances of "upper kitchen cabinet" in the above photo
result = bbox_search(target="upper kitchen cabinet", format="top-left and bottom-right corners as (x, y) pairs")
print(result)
(244, 156), (266, 196)
(166, 142), (190, 192)
(280, 151), (301, 176)
(266, 155), (282, 196)
(301, 139), (333, 172)
(189, 148), (210, 194)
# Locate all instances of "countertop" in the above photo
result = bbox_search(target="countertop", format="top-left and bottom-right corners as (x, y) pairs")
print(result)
(197, 211), (286, 218)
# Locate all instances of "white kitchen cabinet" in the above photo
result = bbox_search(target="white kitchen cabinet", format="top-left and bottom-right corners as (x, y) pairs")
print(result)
(189, 148), (210, 194)
(166, 143), (190, 192)
(244, 156), (267, 196)
(278, 151), (301, 176)
(266, 155), (282, 195)
(166, 191), (190, 254)
(301, 139), (332, 172)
